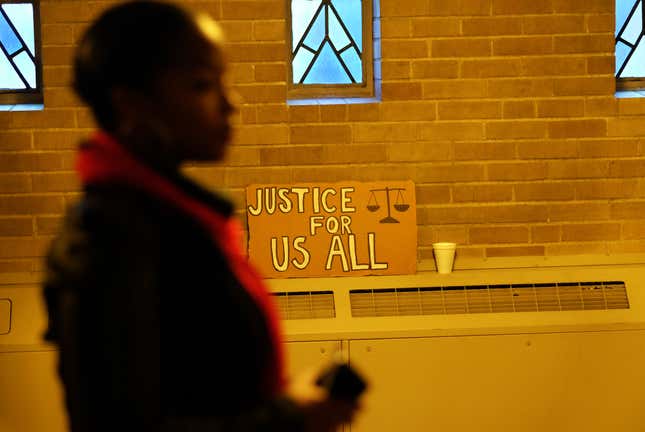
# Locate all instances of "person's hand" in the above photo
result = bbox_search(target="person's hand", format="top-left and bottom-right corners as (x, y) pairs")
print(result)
(287, 366), (361, 432)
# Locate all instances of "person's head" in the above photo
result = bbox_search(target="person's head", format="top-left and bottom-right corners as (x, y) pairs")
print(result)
(74, 1), (234, 163)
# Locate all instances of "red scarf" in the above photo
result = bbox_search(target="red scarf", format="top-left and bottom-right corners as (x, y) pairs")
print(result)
(76, 131), (285, 395)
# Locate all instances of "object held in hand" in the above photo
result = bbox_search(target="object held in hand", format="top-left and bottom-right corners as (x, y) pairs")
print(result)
(316, 363), (367, 401)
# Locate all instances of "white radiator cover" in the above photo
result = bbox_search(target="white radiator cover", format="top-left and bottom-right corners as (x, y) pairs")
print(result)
(1, 259), (645, 431)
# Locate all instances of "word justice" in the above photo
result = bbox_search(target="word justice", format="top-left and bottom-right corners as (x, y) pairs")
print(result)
(248, 187), (356, 215)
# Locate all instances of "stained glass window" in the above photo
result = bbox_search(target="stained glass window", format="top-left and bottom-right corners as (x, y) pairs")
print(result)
(289, 0), (377, 100)
(0, 1), (41, 105)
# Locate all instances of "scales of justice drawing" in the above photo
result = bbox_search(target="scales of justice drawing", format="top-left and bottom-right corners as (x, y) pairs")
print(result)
(366, 186), (410, 223)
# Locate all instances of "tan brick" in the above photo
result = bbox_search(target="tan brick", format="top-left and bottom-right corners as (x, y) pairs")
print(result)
(0, 239), (50, 258)
(254, 64), (286, 82)
(453, 184), (513, 202)
(40, 2), (91, 24)
(290, 125), (351, 144)
(618, 98), (645, 116)
(320, 105), (347, 122)
(381, 18), (412, 38)
(229, 63), (255, 83)
(288, 105), (319, 123)
(536, 99), (584, 118)
(562, 223), (620, 241)
(547, 160), (610, 179)
(487, 79), (553, 97)
(554, 77), (614, 96)
(382, 2), (429, 16)
(608, 160), (645, 178)
(348, 104), (379, 121)
(608, 241), (645, 254)
(623, 222), (645, 240)
(585, 97), (617, 116)
(576, 180), (639, 200)
(380, 102), (436, 121)
(554, 35), (614, 54)
(382, 82), (423, 100)
(9, 110), (76, 129)
(43, 66), (73, 87)
(522, 15), (585, 34)
(461, 59), (522, 78)
(42, 24), (74, 45)
(470, 226), (528, 243)
(32, 173), (79, 192)
(432, 39), (491, 57)
(516, 140), (577, 159)
(290, 166), (354, 183)
(42, 46), (75, 67)
(0, 196), (65, 215)
(44, 88), (81, 108)
(553, 0), (612, 13)
(515, 182), (575, 201)
(221, 1), (284, 19)
(76, 109), (96, 129)
(587, 14), (613, 33)
(411, 18), (461, 37)
(388, 141), (450, 162)
(253, 21), (285, 41)
(419, 225), (468, 245)
(493, 0), (552, 14)
(382, 40), (428, 59)
(182, 167), (226, 190)
(323, 144), (388, 164)
(587, 56), (614, 74)
(548, 119), (607, 138)
(531, 225), (561, 243)
(36, 216), (62, 236)
(488, 162), (548, 181)
(354, 123), (418, 142)
(428, 0), (491, 16)
(607, 118), (645, 137)
(0, 174), (31, 193)
(340, 164), (420, 182)
(382, 61), (411, 80)
(549, 203), (610, 221)
(503, 101), (535, 118)
(438, 101), (501, 120)
(486, 121), (548, 139)
(239, 105), (256, 124)
(462, 17), (521, 36)
(454, 141), (516, 160)
(260, 145), (323, 165)
(0, 132), (31, 151)
(411, 60), (458, 79)
(0, 153), (72, 173)
(226, 43), (286, 62)
(219, 22), (253, 42)
(416, 185), (452, 204)
(33, 130), (87, 150)
(225, 146), (261, 167)
(0, 218), (33, 236)
(578, 139), (639, 158)
(423, 80), (488, 99)
(493, 37), (553, 56)
(417, 163), (485, 183)
(546, 242), (607, 255)
(233, 125), (289, 145)
(420, 204), (548, 224)
(521, 57), (586, 76)
(226, 167), (292, 188)
(487, 246), (544, 257)
(613, 201), (645, 219)
(420, 122), (484, 141)
(235, 84), (285, 103)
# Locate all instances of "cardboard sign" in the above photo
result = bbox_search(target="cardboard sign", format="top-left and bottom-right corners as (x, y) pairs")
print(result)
(246, 181), (417, 278)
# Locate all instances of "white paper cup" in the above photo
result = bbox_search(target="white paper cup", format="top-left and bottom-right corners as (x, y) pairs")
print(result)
(432, 242), (456, 274)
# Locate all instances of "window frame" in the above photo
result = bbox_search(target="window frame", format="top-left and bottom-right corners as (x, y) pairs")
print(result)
(615, 0), (645, 91)
(0, 0), (42, 105)
(286, 0), (374, 100)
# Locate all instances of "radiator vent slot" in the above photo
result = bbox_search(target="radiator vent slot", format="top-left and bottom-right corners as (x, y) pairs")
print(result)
(350, 281), (629, 317)
(273, 290), (336, 320)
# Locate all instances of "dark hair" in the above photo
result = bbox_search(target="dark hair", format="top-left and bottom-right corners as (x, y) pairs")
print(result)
(73, 1), (199, 131)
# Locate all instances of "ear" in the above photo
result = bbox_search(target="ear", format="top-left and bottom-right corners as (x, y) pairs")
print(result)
(110, 86), (151, 133)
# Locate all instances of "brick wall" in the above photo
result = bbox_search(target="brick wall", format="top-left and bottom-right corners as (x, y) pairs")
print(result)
(1, 0), (644, 275)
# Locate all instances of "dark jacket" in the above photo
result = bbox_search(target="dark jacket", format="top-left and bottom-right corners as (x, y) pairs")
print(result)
(43, 176), (303, 432)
